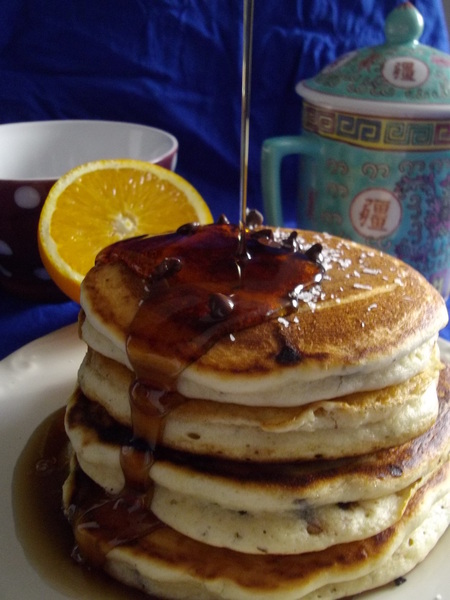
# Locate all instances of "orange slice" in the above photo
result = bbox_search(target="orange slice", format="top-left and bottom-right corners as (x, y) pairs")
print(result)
(38, 159), (213, 303)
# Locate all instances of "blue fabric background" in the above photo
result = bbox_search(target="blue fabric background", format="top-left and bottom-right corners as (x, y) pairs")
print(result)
(1, 0), (449, 221)
(0, 0), (449, 357)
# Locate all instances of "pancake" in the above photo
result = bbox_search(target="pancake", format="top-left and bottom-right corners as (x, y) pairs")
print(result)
(65, 376), (443, 493)
(75, 346), (441, 461)
(79, 227), (448, 407)
(108, 493), (450, 600)
(63, 454), (450, 600)
(61, 222), (449, 599)
(65, 389), (129, 494)
(64, 367), (450, 556)
(150, 465), (447, 554)
(149, 371), (450, 512)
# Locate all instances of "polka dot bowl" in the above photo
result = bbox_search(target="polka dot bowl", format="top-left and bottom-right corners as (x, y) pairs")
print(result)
(0, 119), (178, 301)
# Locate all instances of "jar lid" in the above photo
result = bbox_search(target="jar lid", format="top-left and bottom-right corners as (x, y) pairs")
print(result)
(296, 2), (450, 117)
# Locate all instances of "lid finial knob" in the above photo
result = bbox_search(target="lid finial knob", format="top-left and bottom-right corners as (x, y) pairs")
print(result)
(385, 2), (424, 45)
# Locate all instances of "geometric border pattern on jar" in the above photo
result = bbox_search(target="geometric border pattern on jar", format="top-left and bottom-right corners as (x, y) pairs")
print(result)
(303, 102), (450, 150)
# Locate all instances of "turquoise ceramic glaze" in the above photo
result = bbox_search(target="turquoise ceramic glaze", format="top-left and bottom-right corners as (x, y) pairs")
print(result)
(300, 3), (450, 109)
(262, 3), (450, 299)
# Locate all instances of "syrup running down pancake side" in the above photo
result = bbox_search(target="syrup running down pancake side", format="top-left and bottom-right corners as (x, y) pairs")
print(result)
(69, 221), (325, 562)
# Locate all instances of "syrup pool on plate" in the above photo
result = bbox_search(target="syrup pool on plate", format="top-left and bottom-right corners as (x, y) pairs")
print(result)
(12, 407), (153, 600)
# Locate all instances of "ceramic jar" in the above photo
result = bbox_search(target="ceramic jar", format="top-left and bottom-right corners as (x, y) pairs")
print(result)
(262, 3), (450, 299)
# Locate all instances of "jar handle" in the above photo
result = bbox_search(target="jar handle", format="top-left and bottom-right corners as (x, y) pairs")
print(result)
(261, 135), (320, 226)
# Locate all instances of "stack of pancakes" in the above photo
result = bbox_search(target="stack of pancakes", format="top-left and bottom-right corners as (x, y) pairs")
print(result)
(63, 224), (450, 600)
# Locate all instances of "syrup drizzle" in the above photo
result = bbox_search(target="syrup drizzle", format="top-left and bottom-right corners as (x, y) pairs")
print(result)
(92, 222), (323, 492)
(68, 222), (324, 568)
(238, 0), (255, 258)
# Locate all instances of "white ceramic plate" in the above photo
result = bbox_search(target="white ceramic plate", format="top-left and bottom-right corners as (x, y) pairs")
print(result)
(0, 325), (448, 600)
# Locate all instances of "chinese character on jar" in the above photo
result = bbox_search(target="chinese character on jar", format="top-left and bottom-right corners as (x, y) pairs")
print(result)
(359, 198), (390, 232)
(392, 60), (416, 82)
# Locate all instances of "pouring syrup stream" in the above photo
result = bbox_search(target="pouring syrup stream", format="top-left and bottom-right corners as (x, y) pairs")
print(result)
(238, 0), (255, 259)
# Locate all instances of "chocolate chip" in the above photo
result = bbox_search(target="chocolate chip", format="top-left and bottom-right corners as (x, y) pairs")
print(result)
(276, 344), (302, 364)
(338, 501), (359, 510)
(245, 208), (264, 229)
(176, 222), (199, 235)
(152, 257), (183, 280)
(304, 243), (323, 263)
(250, 228), (274, 241)
(217, 214), (230, 225)
(255, 236), (282, 249)
(251, 228), (282, 249)
(306, 522), (323, 535)
(282, 231), (299, 252)
(209, 293), (235, 320)
(394, 577), (407, 586)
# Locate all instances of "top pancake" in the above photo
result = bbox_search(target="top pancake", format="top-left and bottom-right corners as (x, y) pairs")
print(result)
(79, 225), (448, 406)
